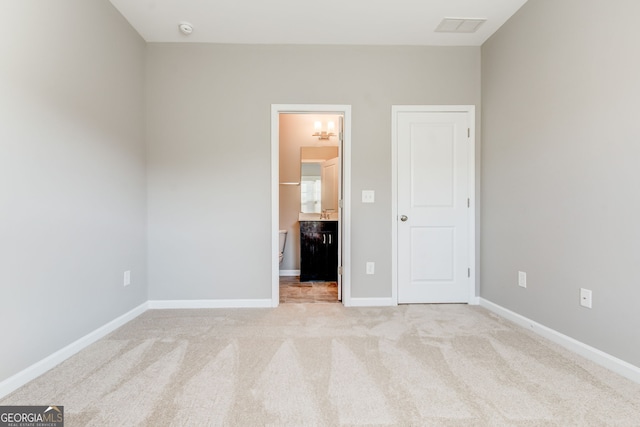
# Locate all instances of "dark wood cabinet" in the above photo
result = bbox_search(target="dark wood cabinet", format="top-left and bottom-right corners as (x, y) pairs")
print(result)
(300, 221), (338, 282)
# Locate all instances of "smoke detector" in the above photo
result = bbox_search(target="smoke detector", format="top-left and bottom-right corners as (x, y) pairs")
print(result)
(178, 22), (194, 36)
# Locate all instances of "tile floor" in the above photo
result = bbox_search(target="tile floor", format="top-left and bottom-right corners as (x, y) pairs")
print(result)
(279, 276), (339, 303)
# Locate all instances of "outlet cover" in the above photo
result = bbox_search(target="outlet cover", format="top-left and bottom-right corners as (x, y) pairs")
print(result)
(580, 288), (592, 308)
(366, 262), (375, 275)
(518, 271), (527, 288)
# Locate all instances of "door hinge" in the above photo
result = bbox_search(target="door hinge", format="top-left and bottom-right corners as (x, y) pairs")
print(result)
(467, 198), (470, 208)
(338, 266), (343, 275)
(468, 268), (471, 278)
(467, 128), (470, 138)
(339, 131), (344, 142)
(339, 199), (344, 209)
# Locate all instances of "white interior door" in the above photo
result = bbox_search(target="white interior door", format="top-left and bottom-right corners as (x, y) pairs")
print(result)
(321, 157), (339, 214)
(337, 116), (344, 301)
(396, 110), (472, 303)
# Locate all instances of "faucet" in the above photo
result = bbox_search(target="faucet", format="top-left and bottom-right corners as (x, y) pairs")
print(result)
(321, 209), (334, 219)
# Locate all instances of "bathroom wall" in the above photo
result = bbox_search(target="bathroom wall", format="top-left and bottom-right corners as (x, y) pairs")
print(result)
(279, 114), (340, 273)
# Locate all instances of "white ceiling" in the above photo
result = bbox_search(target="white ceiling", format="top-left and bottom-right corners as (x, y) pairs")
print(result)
(109, 0), (528, 46)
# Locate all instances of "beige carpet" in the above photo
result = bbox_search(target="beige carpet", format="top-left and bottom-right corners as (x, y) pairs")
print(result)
(2, 304), (640, 426)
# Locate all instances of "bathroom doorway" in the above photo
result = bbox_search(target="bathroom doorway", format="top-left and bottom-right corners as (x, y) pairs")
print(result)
(271, 105), (352, 306)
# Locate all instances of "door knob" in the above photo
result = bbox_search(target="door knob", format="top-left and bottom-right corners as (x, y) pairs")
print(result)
(400, 215), (408, 222)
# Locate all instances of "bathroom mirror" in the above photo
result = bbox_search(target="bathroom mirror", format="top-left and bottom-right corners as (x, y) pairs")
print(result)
(300, 146), (339, 214)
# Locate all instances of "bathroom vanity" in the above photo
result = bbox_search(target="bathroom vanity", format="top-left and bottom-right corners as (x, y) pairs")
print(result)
(299, 220), (338, 282)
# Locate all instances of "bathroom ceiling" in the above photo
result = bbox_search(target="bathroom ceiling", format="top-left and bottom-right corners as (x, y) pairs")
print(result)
(108, 0), (528, 46)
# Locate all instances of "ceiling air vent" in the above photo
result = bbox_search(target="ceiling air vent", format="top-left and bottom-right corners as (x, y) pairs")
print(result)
(435, 18), (486, 33)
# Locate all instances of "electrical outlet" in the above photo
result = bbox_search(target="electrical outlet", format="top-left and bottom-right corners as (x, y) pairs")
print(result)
(580, 288), (592, 308)
(518, 271), (527, 288)
(366, 262), (375, 275)
(124, 270), (131, 287)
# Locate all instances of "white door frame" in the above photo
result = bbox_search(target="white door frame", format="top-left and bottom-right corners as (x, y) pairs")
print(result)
(391, 105), (476, 304)
(271, 104), (352, 307)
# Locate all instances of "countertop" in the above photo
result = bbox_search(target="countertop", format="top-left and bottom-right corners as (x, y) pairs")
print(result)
(298, 212), (339, 221)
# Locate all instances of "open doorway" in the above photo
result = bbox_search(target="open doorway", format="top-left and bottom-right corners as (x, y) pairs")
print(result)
(270, 105), (352, 307)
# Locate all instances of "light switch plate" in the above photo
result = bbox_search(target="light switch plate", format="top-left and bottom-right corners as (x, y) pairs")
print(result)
(580, 288), (592, 308)
(362, 190), (375, 203)
(124, 270), (131, 287)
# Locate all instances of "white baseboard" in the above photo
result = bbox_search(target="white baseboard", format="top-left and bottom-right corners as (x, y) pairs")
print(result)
(148, 299), (273, 309)
(0, 302), (148, 399)
(479, 298), (640, 384)
(279, 270), (300, 277)
(346, 297), (398, 307)
(346, 297), (479, 307)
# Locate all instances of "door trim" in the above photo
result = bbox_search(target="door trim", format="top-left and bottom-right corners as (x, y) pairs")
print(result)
(271, 104), (352, 307)
(391, 105), (476, 304)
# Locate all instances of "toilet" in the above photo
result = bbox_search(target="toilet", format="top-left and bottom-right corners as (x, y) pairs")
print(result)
(278, 230), (288, 264)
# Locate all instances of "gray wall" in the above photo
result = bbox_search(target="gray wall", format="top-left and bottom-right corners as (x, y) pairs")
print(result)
(482, 0), (640, 366)
(146, 44), (481, 300)
(0, 0), (147, 383)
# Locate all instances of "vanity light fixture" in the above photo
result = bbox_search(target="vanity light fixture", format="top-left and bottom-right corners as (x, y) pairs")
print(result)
(312, 121), (336, 140)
